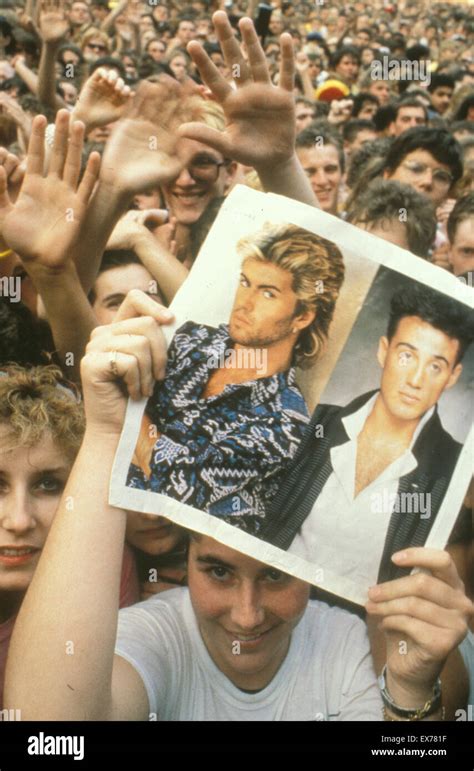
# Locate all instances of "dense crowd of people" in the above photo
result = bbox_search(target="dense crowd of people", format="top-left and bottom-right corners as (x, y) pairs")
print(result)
(0, 0), (473, 725)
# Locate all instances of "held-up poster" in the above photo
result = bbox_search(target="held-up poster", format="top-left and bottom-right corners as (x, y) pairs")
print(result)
(110, 185), (473, 606)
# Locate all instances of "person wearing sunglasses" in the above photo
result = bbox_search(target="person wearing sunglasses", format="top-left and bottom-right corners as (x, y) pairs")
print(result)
(81, 29), (110, 64)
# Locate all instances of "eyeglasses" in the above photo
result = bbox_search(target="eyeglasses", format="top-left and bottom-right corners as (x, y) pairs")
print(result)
(400, 161), (453, 187)
(87, 43), (107, 52)
(187, 156), (229, 183)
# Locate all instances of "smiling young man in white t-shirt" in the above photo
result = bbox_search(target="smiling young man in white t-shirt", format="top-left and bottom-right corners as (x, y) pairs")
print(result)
(115, 533), (382, 721)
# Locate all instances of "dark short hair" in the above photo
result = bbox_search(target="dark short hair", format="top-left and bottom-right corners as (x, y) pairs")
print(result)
(352, 91), (379, 117)
(451, 120), (474, 137)
(296, 122), (345, 174)
(89, 56), (126, 78)
(384, 127), (463, 184)
(447, 192), (474, 244)
(342, 118), (376, 144)
(428, 73), (455, 93)
(346, 179), (437, 258)
(387, 284), (474, 364)
(88, 250), (143, 305)
(373, 104), (397, 132)
(330, 45), (361, 69)
(394, 97), (428, 122)
(454, 94), (474, 123)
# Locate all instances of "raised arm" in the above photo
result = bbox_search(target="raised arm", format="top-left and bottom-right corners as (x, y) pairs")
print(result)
(0, 110), (100, 380)
(180, 11), (319, 207)
(366, 547), (473, 721)
(70, 77), (194, 293)
(5, 291), (173, 720)
(37, 0), (70, 110)
(106, 209), (188, 303)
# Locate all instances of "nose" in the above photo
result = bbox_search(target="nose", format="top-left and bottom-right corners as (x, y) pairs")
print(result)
(311, 169), (329, 189)
(230, 581), (265, 631)
(407, 360), (424, 388)
(416, 167), (433, 190)
(0, 488), (37, 534)
(174, 166), (195, 186)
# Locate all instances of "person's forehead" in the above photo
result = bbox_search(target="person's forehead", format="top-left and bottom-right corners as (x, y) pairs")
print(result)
(240, 256), (295, 290)
(454, 218), (474, 242)
(399, 106), (425, 117)
(0, 428), (69, 469)
(180, 137), (224, 161)
(190, 534), (278, 574)
(401, 148), (450, 170)
(298, 143), (340, 165)
(94, 263), (153, 300)
(391, 316), (460, 355)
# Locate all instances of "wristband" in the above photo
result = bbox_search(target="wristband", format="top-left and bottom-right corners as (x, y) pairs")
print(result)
(0, 248), (13, 259)
(379, 665), (442, 720)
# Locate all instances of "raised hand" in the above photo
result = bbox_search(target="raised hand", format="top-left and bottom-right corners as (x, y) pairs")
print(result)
(100, 77), (196, 196)
(106, 208), (169, 250)
(71, 68), (133, 131)
(39, 0), (69, 44)
(1, 110), (100, 274)
(180, 11), (296, 171)
(82, 290), (173, 433)
(366, 548), (473, 710)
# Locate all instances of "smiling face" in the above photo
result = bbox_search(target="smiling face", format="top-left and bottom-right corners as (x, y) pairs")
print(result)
(0, 430), (70, 621)
(377, 316), (463, 425)
(188, 535), (310, 691)
(296, 144), (342, 214)
(229, 258), (312, 351)
(161, 140), (235, 226)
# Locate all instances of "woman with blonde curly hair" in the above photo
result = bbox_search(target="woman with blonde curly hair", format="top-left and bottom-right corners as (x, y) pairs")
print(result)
(0, 364), (139, 708)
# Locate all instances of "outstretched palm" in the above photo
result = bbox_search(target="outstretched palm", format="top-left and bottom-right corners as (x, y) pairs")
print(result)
(1, 111), (100, 272)
(72, 68), (133, 130)
(100, 78), (195, 195)
(181, 12), (296, 169)
(39, 0), (69, 43)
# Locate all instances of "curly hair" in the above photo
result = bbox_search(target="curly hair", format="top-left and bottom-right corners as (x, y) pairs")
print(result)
(236, 223), (345, 368)
(0, 364), (85, 460)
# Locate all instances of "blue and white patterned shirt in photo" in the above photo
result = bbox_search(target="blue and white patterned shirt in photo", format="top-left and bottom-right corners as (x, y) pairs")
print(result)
(126, 321), (309, 535)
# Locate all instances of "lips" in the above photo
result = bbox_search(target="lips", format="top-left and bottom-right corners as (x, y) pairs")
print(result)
(224, 626), (275, 647)
(399, 391), (420, 403)
(0, 546), (40, 566)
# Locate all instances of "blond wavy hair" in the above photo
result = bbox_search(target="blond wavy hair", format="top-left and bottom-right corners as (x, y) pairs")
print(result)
(236, 223), (345, 368)
(0, 365), (85, 460)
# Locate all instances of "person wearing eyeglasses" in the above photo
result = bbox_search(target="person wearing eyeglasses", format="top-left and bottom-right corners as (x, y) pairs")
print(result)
(81, 29), (111, 64)
(383, 127), (463, 209)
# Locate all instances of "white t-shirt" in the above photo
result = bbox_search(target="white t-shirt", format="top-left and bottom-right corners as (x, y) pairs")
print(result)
(115, 587), (383, 721)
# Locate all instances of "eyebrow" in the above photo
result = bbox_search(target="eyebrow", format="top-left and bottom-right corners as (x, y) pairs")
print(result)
(196, 555), (235, 570)
(103, 293), (126, 305)
(240, 271), (282, 293)
(396, 342), (450, 367)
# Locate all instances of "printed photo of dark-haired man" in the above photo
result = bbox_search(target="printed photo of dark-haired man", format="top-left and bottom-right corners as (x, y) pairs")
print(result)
(262, 282), (473, 593)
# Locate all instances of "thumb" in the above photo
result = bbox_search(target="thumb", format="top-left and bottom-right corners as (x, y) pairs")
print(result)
(178, 122), (233, 158)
